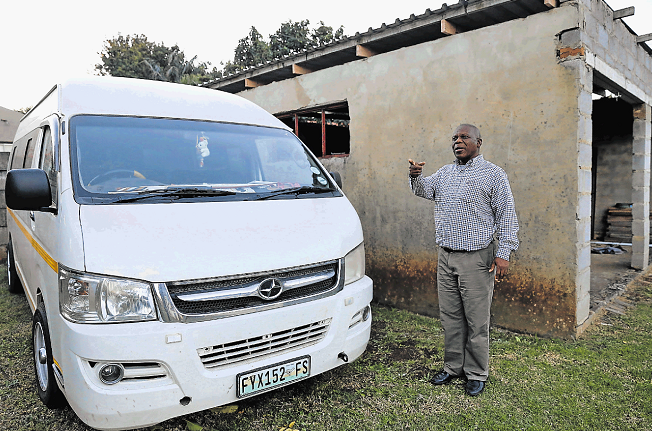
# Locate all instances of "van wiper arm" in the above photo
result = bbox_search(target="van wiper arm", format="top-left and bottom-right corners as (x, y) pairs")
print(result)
(253, 186), (335, 201)
(114, 187), (236, 203)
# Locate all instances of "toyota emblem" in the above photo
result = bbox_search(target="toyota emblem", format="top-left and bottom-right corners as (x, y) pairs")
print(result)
(258, 278), (284, 300)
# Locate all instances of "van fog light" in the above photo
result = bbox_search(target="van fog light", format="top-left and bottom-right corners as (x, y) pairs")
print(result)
(362, 305), (371, 321)
(349, 305), (371, 329)
(99, 363), (124, 385)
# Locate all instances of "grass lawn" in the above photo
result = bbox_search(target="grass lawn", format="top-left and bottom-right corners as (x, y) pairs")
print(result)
(0, 265), (650, 431)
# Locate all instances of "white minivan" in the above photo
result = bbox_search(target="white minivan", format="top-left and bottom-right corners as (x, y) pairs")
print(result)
(5, 76), (372, 430)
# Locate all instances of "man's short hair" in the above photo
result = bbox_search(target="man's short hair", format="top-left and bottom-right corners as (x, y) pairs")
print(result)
(457, 124), (481, 140)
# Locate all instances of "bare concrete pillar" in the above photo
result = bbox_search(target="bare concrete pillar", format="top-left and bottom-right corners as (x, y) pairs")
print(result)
(631, 103), (652, 270)
(575, 61), (592, 328)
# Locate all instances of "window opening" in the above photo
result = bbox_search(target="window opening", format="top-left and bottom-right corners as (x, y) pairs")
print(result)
(23, 138), (35, 168)
(276, 102), (350, 158)
(39, 127), (57, 206)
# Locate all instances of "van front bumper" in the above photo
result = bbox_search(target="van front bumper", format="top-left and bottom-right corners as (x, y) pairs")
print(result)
(55, 275), (372, 430)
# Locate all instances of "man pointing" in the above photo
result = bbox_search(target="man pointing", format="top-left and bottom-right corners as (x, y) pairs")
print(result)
(408, 124), (519, 396)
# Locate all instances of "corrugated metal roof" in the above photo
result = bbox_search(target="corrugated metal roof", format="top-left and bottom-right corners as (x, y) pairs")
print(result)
(205, 0), (652, 94)
(206, 0), (554, 93)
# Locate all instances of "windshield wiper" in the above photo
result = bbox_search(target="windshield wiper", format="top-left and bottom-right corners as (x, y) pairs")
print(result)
(252, 186), (335, 201)
(113, 187), (236, 203)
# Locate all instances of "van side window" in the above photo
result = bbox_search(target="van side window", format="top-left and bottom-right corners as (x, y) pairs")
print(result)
(8, 146), (17, 170)
(23, 138), (36, 168)
(39, 127), (57, 206)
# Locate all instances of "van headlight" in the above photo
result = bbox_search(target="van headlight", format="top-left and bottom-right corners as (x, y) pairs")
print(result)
(59, 266), (157, 323)
(344, 243), (365, 285)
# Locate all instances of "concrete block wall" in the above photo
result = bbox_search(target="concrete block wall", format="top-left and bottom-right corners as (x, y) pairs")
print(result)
(575, 59), (593, 326)
(632, 103), (652, 269)
(571, 0), (652, 92)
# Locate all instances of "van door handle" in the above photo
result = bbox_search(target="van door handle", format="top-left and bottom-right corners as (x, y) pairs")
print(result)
(30, 211), (35, 221)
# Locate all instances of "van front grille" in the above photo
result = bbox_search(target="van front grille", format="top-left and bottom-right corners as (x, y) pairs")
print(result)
(197, 319), (331, 369)
(165, 261), (340, 316)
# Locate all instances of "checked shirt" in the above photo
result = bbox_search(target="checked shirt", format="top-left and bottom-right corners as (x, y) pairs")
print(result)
(409, 155), (519, 260)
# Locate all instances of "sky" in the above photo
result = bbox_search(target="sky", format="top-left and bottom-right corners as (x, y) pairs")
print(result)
(1, 0), (651, 111)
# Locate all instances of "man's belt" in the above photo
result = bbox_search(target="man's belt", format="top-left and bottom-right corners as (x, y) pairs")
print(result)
(440, 247), (469, 253)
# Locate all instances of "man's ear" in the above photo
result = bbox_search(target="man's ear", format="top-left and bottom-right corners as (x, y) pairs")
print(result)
(476, 138), (482, 148)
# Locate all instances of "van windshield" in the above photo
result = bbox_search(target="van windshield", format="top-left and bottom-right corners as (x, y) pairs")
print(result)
(69, 116), (339, 203)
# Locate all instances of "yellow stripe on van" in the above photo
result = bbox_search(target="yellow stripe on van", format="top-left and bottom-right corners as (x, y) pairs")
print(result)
(7, 209), (58, 273)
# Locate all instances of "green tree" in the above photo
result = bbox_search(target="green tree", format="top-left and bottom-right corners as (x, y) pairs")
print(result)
(311, 21), (345, 47)
(269, 20), (312, 59)
(224, 20), (346, 74)
(95, 34), (221, 84)
(223, 27), (271, 75)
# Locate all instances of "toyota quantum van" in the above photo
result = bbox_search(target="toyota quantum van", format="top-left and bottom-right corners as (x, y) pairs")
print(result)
(5, 76), (372, 430)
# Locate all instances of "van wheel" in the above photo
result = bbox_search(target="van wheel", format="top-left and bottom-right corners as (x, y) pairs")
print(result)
(7, 239), (22, 294)
(33, 303), (65, 408)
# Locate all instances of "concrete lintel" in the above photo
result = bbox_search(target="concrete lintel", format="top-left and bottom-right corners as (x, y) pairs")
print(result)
(588, 50), (652, 106)
(613, 7), (635, 20)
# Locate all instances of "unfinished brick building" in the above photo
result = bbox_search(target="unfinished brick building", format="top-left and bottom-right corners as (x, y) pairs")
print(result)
(208, 0), (652, 337)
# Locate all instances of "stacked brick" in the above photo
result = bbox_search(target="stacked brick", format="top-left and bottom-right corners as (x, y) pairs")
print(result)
(604, 205), (652, 242)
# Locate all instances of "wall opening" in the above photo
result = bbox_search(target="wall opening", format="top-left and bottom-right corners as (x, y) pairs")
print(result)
(276, 102), (350, 158)
(591, 97), (633, 241)
(590, 94), (635, 310)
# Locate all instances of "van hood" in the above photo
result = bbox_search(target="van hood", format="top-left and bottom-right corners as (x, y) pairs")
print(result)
(79, 197), (363, 282)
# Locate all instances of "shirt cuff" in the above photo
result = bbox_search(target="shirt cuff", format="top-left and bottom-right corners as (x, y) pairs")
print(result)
(496, 247), (511, 261)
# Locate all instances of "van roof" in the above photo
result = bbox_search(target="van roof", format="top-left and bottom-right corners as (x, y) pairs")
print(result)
(17, 76), (288, 137)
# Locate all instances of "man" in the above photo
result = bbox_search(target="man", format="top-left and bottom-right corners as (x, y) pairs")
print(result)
(408, 124), (518, 396)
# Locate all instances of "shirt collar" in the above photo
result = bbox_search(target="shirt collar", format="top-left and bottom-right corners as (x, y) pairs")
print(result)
(454, 154), (484, 166)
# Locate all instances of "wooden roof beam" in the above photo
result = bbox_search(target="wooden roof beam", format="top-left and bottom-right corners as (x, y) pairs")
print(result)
(356, 45), (376, 58)
(244, 78), (261, 88)
(291, 64), (312, 75)
(613, 7), (635, 20)
(636, 33), (652, 44)
(441, 19), (457, 36)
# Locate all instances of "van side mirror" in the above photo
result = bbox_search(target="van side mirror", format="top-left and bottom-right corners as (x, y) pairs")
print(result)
(5, 169), (55, 213)
(329, 171), (342, 189)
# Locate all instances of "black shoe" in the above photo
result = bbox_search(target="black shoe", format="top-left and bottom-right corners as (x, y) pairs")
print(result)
(465, 380), (485, 396)
(431, 371), (461, 385)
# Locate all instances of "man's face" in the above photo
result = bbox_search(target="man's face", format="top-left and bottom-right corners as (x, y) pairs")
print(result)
(451, 125), (481, 164)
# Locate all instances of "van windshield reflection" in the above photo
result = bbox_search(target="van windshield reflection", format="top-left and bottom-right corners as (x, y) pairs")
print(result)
(69, 116), (338, 203)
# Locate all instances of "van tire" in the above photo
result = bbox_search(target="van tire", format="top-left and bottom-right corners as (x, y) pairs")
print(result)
(7, 239), (23, 294)
(33, 302), (65, 408)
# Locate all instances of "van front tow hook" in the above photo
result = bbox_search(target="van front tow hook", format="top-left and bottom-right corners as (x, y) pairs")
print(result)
(338, 352), (349, 363)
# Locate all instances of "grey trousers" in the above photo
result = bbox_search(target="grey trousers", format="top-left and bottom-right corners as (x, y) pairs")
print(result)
(437, 244), (495, 381)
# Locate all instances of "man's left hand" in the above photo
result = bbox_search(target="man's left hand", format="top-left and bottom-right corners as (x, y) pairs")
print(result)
(489, 257), (509, 280)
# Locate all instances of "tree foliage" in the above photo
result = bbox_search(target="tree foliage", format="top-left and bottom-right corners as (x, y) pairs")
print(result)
(95, 20), (346, 85)
(223, 20), (346, 75)
(95, 34), (221, 85)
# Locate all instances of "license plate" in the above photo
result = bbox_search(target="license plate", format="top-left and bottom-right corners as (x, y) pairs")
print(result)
(237, 356), (310, 398)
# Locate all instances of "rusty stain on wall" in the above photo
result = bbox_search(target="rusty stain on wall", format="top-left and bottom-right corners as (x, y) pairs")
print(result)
(367, 247), (576, 338)
(492, 268), (576, 338)
(367, 248), (440, 317)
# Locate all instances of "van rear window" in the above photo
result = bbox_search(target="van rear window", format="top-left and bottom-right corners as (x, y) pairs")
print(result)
(68, 116), (340, 204)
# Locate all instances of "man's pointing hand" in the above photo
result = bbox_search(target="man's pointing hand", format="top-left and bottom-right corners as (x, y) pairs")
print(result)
(408, 159), (426, 178)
